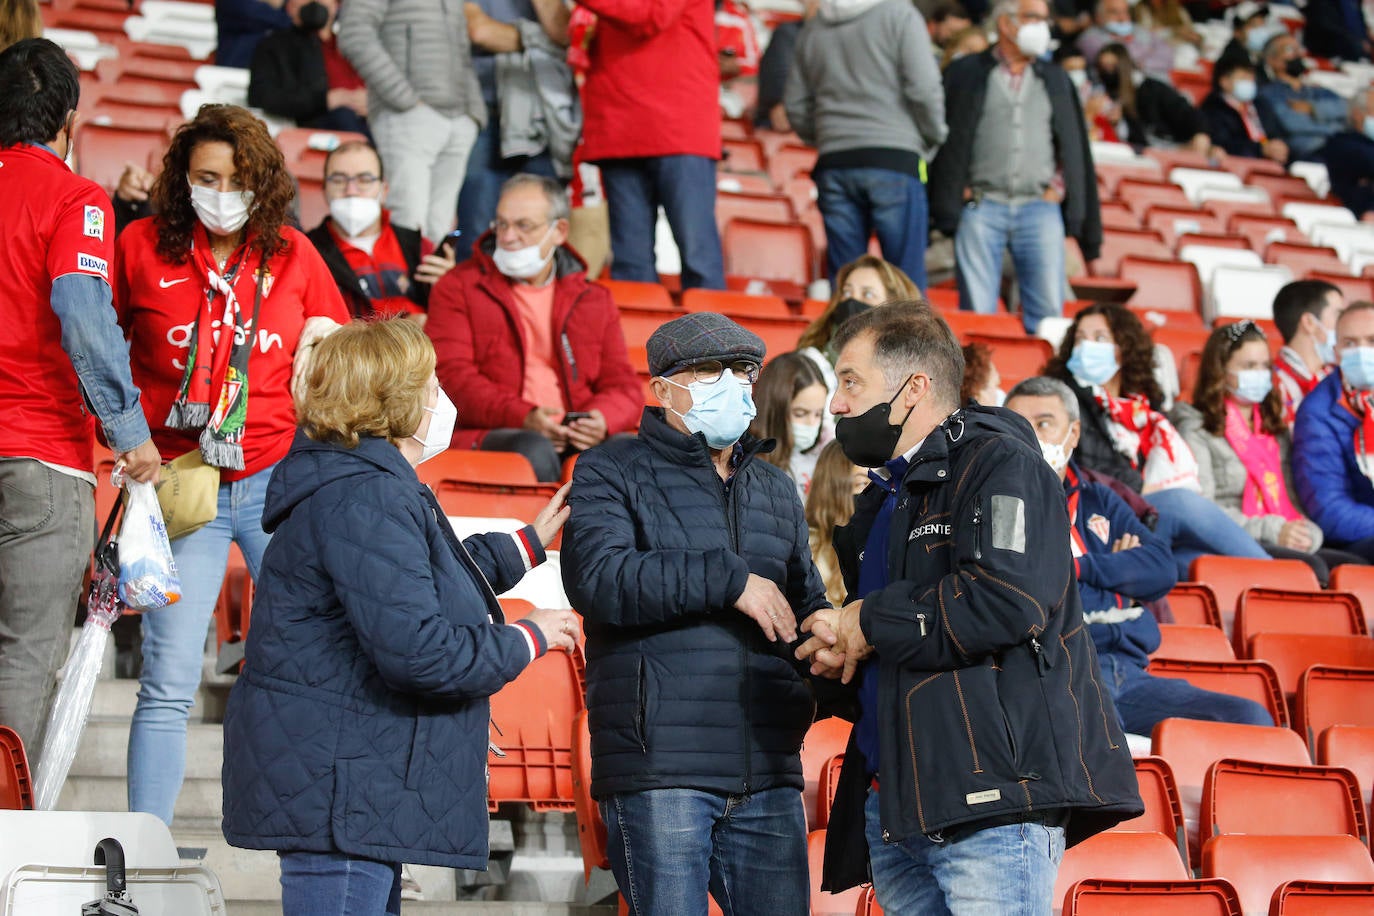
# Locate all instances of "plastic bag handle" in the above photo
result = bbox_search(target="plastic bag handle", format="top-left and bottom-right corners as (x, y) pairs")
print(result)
(93, 837), (126, 894)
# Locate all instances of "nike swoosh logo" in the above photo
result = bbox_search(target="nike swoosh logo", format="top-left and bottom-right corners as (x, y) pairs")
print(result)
(159, 277), (190, 288)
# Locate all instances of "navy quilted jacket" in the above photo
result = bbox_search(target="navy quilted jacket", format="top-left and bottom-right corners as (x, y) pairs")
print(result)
(561, 408), (830, 799)
(221, 431), (545, 868)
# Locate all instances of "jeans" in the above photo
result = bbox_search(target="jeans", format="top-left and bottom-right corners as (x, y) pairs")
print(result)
(864, 788), (1065, 916)
(1145, 487), (1270, 581)
(600, 155), (726, 290)
(371, 104), (479, 242)
(480, 429), (562, 482)
(0, 459), (94, 766)
(600, 786), (808, 916)
(815, 167), (928, 291)
(1100, 654), (1273, 737)
(128, 466), (274, 824)
(954, 197), (1066, 334)
(279, 850), (401, 916)
(455, 112), (558, 260)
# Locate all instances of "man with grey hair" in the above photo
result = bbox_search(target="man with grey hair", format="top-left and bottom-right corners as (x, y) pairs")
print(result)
(931, 0), (1100, 334)
(425, 173), (642, 480)
(1075, 0), (1173, 79)
(797, 304), (1140, 911)
(1005, 377), (1272, 740)
(1321, 88), (1374, 220)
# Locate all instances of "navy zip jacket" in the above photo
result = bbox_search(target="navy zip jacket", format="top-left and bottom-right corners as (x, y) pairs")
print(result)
(1066, 464), (1176, 670)
(561, 408), (830, 799)
(222, 431), (546, 868)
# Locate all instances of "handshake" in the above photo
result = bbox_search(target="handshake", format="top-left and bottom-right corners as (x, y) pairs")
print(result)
(794, 601), (873, 684)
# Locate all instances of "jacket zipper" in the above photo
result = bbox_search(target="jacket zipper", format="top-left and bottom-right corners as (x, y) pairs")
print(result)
(720, 475), (752, 793)
(556, 288), (587, 402)
(972, 502), (983, 561)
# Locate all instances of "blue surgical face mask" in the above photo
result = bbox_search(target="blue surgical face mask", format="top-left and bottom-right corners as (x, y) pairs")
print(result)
(665, 372), (757, 449)
(1317, 326), (1338, 365)
(1341, 347), (1374, 391)
(1231, 78), (1258, 103)
(1231, 368), (1273, 404)
(1104, 19), (1134, 36)
(1245, 25), (1274, 54)
(1067, 339), (1120, 388)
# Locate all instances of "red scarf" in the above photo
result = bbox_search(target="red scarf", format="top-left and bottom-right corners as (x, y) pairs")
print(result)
(1222, 399), (1301, 521)
(1225, 97), (1267, 143)
(1343, 386), (1374, 484)
(1096, 388), (1199, 492)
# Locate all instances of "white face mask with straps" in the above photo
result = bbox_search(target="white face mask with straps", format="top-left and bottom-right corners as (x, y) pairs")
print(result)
(189, 182), (254, 235)
(411, 386), (458, 464)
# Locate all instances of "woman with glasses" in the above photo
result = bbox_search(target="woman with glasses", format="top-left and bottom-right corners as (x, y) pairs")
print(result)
(113, 104), (350, 826)
(1171, 321), (1366, 582)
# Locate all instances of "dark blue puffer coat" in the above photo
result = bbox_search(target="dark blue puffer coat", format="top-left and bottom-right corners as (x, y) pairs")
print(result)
(561, 408), (830, 799)
(221, 431), (546, 868)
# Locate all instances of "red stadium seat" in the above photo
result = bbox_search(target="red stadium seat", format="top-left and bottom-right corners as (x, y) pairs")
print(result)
(487, 642), (585, 810)
(801, 717), (851, 830)
(0, 726), (33, 810)
(1297, 667), (1374, 754)
(1249, 173), (1319, 202)
(1331, 565), (1374, 618)
(1246, 633), (1374, 701)
(74, 122), (168, 194)
(1053, 831), (1190, 912)
(1174, 233), (1251, 253)
(962, 334), (1053, 390)
(1143, 207), (1224, 249)
(1231, 215), (1307, 255)
(1318, 725), (1374, 808)
(681, 287), (793, 319)
(1309, 273), (1374, 304)
(1233, 589), (1367, 659)
(572, 710), (606, 878)
(1202, 834), (1374, 916)
(768, 145), (818, 189)
(1096, 161), (1166, 197)
(1204, 197), (1277, 228)
(1065, 879), (1244, 916)
(1163, 584), (1223, 629)
(1269, 880), (1374, 916)
(1100, 202), (1142, 230)
(1265, 243), (1348, 280)
(296, 176), (329, 232)
(1118, 257), (1202, 316)
(1187, 556), (1320, 638)
(722, 219), (816, 290)
(1118, 179), (1192, 218)
(597, 279), (677, 312)
(855, 885), (882, 915)
(432, 481), (561, 547)
(416, 449), (539, 489)
(1147, 659), (1288, 728)
(715, 191), (794, 234)
(1201, 758), (1368, 844)
(1154, 625), (1236, 663)
(1229, 157), (1288, 182)
(720, 139), (766, 173)
(1110, 756), (1189, 865)
(1091, 229), (1172, 277)
(939, 310), (1025, 339)
(618, 307), (675, 349)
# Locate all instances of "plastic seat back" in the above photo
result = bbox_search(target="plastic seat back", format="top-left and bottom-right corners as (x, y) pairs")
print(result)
(1090, 229), (1171, 277)
(416, 449), (539, 489)
(572, 710), (607, 877)
(596, 279), (676, 313)
(801, 718), (850, 831)
(1118, 257), (1203, 315)
(681, 287), (793, 319)
(487, 643), (585, 810)
(720, 138), (765, 173)
(1110, 756), (1187, 862)
(1233, 589), (1367, 659)
(809, 829), (863, 916)
(74, 122), (168, 194)
(722, 219), (815, 288)
(1167, 584), (1223, 628)
(1247, 633), (1374, 700)
(962, 334), (1053, 390)
(0, 727), (33, 810)
(1154, 625), (1236, 663)
(1065, 878), (1243, 916)
(1201, 758), (1368, 845)
(1202, 834), (1374, 916)
(1318, 725), (1374, 812)
(1298, 668), (1374, 754)
(1145, 207), (1224, 248)
(1269, 880), (1374, 916)
(1052, 831), (1189, 914)
(715, 191), (794, 234)
(1330, 565), (1374, 622)
(1187, 557), (1320, 638)
(1118, 178), (1192, 217)
(1147, 659), (1288, 728)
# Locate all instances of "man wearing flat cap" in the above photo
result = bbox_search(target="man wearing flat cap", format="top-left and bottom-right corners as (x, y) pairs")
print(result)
(562, 312), (831, 914)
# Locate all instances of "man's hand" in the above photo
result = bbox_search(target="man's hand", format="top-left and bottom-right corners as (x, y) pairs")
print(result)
(1277, 519), (1314, 552)
(326, 87), (368, 116)
(413, 245), (457, 286)
(115, 163), (154, 204)
(465, 3), (521, 51)
(524, 406), (570, 449)
(734, 573), (797, 643)
(768, 103), (790, 133)
(566, 409), (608, 451)
(796, 601), (872, 684)
(116, 439), (162, 485)
(1288, 99), (1315, 116)
(524, 606), (581, 652)
(533, 481), (572, 547)
(1110, 532), (1140, 553)
(1262, 138), (1289, 164)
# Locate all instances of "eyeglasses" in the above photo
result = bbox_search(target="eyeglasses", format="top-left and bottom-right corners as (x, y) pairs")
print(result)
(1012, 10), (1049, 22)
(685, 360), (760, 385)
(490, 219), (550, 237)
(1223, 319), (1265, 346)
(324, 172), (382, 192)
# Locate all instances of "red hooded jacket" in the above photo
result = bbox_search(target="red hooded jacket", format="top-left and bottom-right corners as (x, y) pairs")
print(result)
(425, 235), (643, 450)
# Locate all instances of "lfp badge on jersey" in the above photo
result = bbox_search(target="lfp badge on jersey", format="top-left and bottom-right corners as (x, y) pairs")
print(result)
(83, 205), (105, 240)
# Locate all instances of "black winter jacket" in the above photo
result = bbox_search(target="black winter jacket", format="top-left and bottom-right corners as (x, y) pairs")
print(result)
(306, 218), (429, 319)
(561, 408), (831, 799)
(1199, 91), (1265, 159)
(1120, 78), (1206, 147)
(931, 50), (1103, 261)
(822, 406), (1141, 891)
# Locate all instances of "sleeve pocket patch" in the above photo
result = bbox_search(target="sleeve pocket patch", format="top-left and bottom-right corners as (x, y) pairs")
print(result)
(990, 495), (1026, 554)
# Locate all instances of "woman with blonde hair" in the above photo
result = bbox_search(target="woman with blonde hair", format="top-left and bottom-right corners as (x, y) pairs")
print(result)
(805, 440), (865, 609)
(222, 318), (576, 912)
(0, 0), (41, 53)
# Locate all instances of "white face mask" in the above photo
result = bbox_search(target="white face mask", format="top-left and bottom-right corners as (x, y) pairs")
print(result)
(330, 196), (382, 238)
(1039, 427), (1075, 476)
(791, 420), (821, 452)
(492, 226), (556, 280)
(189, 182), (254, 235)
(1016, 20), (1052, 59)
(411, 386), (457, 464)
(1066, 69), (1088, 90)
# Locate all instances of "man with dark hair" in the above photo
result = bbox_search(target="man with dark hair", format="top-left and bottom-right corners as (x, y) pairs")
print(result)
(928, 0), (973, 45)
(1215, 2), (1275, 74)
(798, 302), (1140, 911)
(0, 38), (160, 762)
(306, 140), (456, 320)
(1273, 279), (1345, 426)
(1200, 58), (1289, 162)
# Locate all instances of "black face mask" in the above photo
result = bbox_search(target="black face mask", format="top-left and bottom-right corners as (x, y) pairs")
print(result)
(1100, 69), (1121, 96)
(835, 375), (916, 468)
(1284, 57), (1307, 78)
(297, 1), (329, 31)
(830, 297), (872, 330)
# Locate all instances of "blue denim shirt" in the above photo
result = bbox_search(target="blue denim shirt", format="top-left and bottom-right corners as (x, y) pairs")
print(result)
(35, 144), (153, 453)
(1256, 81), (1348, 160)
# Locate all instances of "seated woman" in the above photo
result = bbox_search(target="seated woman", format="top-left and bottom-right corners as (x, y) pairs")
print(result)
(1047, 304), (1272, 578)
(1093, 42), (1214, 155)
(805, 440), (866, 610)
(1171, 321), (1365, 584)
(748, 351), (830, 499)
(221, 318), (579, 913)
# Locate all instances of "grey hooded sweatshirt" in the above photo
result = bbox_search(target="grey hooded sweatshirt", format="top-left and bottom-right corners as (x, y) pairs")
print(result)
(783, 0), (948, 172)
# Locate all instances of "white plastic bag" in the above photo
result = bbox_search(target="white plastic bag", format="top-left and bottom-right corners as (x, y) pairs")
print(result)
(118, 480), (182, 611)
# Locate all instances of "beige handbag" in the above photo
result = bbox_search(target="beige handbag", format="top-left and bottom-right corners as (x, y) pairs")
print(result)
(155, 449), (220, 540)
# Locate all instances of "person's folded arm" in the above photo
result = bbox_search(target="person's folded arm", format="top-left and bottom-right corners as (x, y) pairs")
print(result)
(1074, 488), (1176, 602)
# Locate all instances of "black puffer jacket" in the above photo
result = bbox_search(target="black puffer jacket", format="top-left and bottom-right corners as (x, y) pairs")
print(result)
(561, 408), (830, 799)
(822, 405), (1141, 891)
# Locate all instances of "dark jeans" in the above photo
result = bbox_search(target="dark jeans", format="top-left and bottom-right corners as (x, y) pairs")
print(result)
(278, 850), (400, 916)
(455, 111), (559, 262)
(0, 458), (94, 766)
(600, 786), (808, 916)
(814, 167), (929, 290)
(480, 429), (562, 482)
(1100, 653), (1273, 737)
(600, 155), (726, 290)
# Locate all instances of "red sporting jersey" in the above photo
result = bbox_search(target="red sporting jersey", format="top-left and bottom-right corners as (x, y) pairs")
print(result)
(0, 144), (118, 471)
(114, 219), (349, 481)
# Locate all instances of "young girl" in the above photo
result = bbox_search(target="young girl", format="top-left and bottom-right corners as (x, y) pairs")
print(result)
(749, 352), (830, 498)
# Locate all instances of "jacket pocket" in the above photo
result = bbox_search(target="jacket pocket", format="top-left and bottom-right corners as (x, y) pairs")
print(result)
(634, 657), (647, 753)
(405, 710), (429, 790)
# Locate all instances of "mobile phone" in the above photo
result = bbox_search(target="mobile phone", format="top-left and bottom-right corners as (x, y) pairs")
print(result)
(564, 411), (592, 424)
(441, 229), (462, 256)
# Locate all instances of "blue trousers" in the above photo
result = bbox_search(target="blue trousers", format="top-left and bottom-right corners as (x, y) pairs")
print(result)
(600, 155), (726, 290)
(279, 850), (401, 916)
(954, 197), (1066, 334)
(815, 167), (929, 291)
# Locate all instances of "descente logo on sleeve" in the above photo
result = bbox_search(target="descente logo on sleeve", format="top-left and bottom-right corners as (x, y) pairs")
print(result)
(77, 253), (108, 277)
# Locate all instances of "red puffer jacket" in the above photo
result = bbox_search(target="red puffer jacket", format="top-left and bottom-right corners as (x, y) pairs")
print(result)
(425, 235), (643, 450)
(577, 0), (721, 161)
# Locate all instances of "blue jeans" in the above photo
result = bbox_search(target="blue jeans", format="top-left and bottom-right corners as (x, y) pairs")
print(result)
(1099, 654), (1273, 737)
(128, 466), (274, 824)
(600, 155), (726, 290)
(815, 167), (928, 291)
(864, 789), (1065, 916)
(279, 850), (401, 916)
(1145, 487), (1270, 581)
(600, 786), (808, 916)
(954, 197), (1066, 334)
(454, 112), (558, 262)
